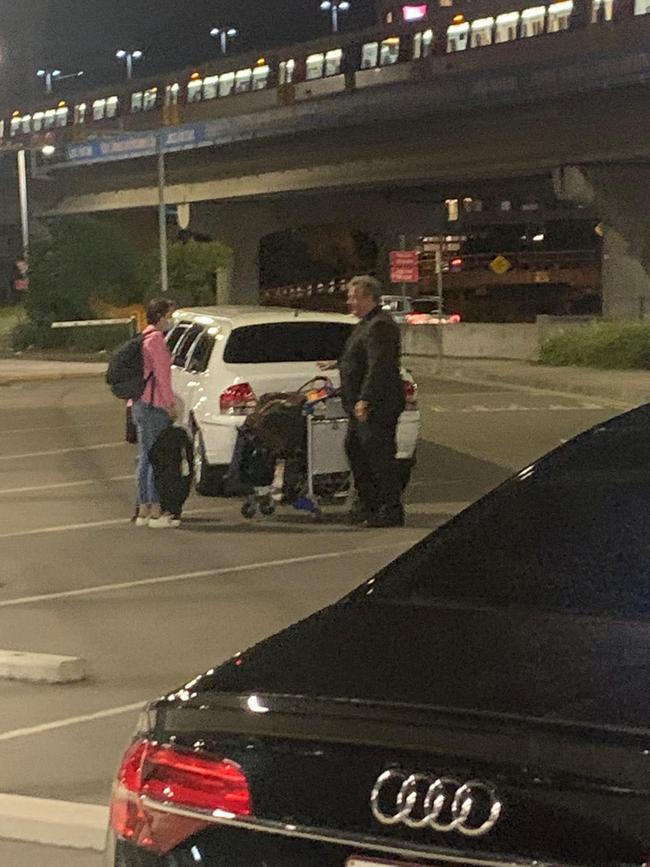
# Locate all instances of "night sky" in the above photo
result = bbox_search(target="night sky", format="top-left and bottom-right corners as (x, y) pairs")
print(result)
(2, 0), (376, 106)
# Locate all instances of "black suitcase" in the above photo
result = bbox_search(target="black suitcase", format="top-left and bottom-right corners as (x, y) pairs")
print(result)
(149, 426), (194, 517)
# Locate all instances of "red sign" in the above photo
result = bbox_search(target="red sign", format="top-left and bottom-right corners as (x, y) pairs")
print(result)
(390, 250), (420, 283)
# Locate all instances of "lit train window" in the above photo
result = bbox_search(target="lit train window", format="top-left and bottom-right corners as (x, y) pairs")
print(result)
(306, 53), (325, 80)
(413, 29), (434, 58)
(21, 115), (32, 134)
(131, 91), (144, 112)
(43, 109), (57, 129)
(591, 0), (613, 18)
(446, 22), (469, 51)
(547, 0), (573, 30)
(74, 103), (87, 124)
(279, 59), (295, 84)
(521, 6), (546, 34)
(55, 105), (69, 126)
(0, 121), (5, 140)
(219, 71), (235, 97)
(495, 11), (519, 41)
(143, 88), (158, 111)
(92, 96), (119, 120)
(10, 117), (21, 137)
(165, 83), (180, 105)
(33, 111), (44, 132)
(380, 37), (400, 65)
(252, 64), (270, 90)
(325, 48), (343, 76)
(361, 42), (379, 68)
(634, 0), (650, 13)
(188, 77), (203, 102)
(235, 68), (252, 93)
(203, 75), (219, 100)
(106, 96), (119, 118)
(471, 17), (494, 46)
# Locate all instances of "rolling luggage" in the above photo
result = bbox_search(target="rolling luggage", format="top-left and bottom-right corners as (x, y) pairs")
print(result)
(149, 425), (194, 518)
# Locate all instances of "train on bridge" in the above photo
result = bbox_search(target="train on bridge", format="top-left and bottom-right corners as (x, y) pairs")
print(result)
(0, 0), (645, 151)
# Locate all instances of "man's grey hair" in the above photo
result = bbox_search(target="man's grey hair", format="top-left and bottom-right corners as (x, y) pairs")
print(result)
(348, 274), (383, 303)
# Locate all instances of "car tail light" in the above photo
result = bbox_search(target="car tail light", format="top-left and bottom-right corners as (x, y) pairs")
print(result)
(220, 382), (256, 415)
(403, 379), (418, 410)
(109, 738), (251, 855)
(449, 313), (462, 323)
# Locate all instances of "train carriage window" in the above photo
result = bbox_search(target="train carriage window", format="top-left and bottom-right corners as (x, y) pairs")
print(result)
(252, 64), (270, 90)
(547, 0), (573, 30)
(165, 83), (180, 105)
(0, 121), (5, 140)
(74, 103), (87, 124)
(55, 105), (69, 127)
(143, 87), (158, 111)
(413, 29), (434, 58)
(131, 91), (144, 112)
(93, 97), (118, 120)
(203, 75), (219, 100)
(279, 59), (295, 84)
(43, 109), (57, 130)
(306, 53), (325, 80)
(32, 111), (44, 132)
(592, 0), (613, 18)
(106, 96), (119, 118)
(446, 22), (469, 51)
(380, 37), (400, 65)
(235, 68), (252, 93)
(21, 115), (32, 134)
(188, 77), (203, 102)
(219, 71), (235, 97)
(634, 0), (650, 12)
(495, 11), (520, 41)
(521, 6), (546, 34)
(10, 116), (21, 137)
(361, 42), (379, 68)
(325, 48), (343, 76)
(470, 17), (494, 46)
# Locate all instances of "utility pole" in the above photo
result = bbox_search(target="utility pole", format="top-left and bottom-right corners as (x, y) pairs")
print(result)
(157, 144), (169, 294)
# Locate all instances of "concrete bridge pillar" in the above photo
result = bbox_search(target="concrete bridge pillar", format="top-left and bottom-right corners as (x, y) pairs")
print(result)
(553, 164), (650, 318)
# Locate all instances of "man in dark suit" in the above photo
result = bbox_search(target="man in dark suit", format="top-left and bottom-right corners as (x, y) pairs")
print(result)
(322, 275), (405, 527)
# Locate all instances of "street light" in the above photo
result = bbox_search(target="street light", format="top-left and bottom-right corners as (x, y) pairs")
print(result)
(210, 26), (238, 55)
(320, 0), (350, 33)
(36, 68), (84, 93)
(115, 49), (143, 80)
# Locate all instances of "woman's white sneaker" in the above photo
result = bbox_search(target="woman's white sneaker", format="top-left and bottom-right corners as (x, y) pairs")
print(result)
(148, 514), (180, 529)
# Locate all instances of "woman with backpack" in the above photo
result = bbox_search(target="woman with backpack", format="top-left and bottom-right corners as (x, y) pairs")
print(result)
(132, 298), (178, 528)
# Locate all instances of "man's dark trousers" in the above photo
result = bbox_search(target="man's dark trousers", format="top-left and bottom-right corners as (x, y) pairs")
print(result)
(345, 414), (401, 519)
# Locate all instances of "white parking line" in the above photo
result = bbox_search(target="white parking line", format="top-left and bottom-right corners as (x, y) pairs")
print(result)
(0, 442), (126, 461)
(0, 701), (144, 743)
(0, 502), (234, 541)
(0, 421), (118, 436)
(0, 474), (132, 496)
(0, 542), (408, 609)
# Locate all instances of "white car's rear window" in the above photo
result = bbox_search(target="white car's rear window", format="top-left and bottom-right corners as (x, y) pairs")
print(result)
(224, 322), (353, 364)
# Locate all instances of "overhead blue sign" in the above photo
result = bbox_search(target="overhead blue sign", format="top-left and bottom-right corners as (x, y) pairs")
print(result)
(65, 123), (209, 165)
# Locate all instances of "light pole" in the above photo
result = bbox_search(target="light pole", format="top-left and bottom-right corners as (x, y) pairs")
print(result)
(210, 26), (238, 55)
(320, 0), (350, 33)
(36, 68), (84, 93)
(115, 49), (143, 80)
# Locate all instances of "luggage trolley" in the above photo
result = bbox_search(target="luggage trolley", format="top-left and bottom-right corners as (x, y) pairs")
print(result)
(297, 393), (352, 519)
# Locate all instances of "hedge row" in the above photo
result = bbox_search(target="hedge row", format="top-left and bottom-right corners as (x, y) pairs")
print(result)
(540, 322), (650, 369)
(12, 321), (132, 353)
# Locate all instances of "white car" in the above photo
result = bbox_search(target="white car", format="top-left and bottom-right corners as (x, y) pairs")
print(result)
(166, 306), (421, 495)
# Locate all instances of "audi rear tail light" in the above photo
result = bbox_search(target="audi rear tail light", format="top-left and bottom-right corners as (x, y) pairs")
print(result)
(403, 379), (418, 410)
(220, 382), (256, 415)
(109, 738), (251, 855)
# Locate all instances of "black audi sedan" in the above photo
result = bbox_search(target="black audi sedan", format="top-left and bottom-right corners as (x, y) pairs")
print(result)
(106, 405), (650, 867)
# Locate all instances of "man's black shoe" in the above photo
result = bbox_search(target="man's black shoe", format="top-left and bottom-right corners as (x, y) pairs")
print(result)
(366, 507), (405, 528)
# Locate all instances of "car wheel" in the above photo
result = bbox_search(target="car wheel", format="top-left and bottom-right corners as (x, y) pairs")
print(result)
(397, 455), (416, 492)
(192, 425), (227, 497)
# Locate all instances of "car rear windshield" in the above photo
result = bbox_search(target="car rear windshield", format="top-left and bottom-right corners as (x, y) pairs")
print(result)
(223, 322), (353, 364)
(360, 405), (650, 618)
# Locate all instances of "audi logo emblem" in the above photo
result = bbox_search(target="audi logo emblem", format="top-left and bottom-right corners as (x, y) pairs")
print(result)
(370, 770), (502, 837)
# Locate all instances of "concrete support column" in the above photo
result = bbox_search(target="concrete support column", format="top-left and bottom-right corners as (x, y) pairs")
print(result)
(553, 164), (650, 319)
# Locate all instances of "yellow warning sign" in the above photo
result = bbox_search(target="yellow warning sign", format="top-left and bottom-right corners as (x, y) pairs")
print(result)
(490, 255), (512, 275)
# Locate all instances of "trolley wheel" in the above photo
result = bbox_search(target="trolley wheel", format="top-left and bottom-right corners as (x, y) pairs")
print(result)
(241, 501), (257, 519)
(259, 499), (276, 517)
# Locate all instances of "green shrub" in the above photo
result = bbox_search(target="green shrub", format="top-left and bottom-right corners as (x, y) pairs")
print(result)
(540, 322), (650, 369)
(12, 321), (132, 353)
(140, 240), (233, 306)
(26, 217), (140, 325)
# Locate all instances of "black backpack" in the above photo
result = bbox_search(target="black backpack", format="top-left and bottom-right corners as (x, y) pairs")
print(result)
(106, 335), (152, 401)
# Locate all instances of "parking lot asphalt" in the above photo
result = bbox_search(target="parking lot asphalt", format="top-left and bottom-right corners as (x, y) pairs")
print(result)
(0, 374), (620, 863)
